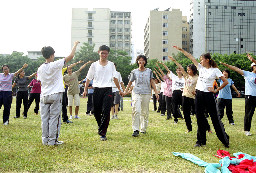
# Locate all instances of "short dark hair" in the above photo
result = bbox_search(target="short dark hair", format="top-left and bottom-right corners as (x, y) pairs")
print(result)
(223, 69), (230, 78)
(187, 64), (198, 75)
(41, 46), (55, 59)
(2, 65), (9, 71)
(136, 55), (147, 67)
(99, 45), (110, 52)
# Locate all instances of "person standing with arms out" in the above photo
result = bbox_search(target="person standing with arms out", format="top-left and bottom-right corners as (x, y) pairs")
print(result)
(174, 46), (229, 148)
(64, 61), (92, 119)
(0, 64), (28, 125)
(37, 41), (80, 145)
(124, 55), (159, 137)
(168, 56), (198, 133)
(220, 53), (256, 136)
(13, 70), (37, 119)
(27, 75), (41, 115)
(83, 45), (123, 141)
(216, 69), (240, 125)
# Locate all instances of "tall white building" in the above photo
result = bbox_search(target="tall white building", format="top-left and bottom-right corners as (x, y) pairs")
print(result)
(190, 0), (256, 58)
(72, 8), (132, 56)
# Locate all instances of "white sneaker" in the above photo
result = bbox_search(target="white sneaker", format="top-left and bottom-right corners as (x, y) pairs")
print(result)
(245, 131), (252, 136)
(115, 115), (118, 119)
(230, 123), (235, 125)
(55, 141), (64, 145)
(111, 116), (115, 119)
(3, 120), (9, 125)
(69, 115), (73, 119)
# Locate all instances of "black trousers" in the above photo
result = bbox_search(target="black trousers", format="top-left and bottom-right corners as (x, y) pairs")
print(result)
(16, 91), (28, 117)
(172, 90), (183, 122)
(27, 93), (40, 114)
(159, 92), (166, 115)
(244, 95), (256, 131)
(195, 90), (229, 146)
(152, 94), (157, 111)
(165, 96), (173, 119)
(182, 96), (194, 131)
(86, 93), (94, 114)
(216, 98), (234, 123)
(93, 87), (112, 136)
(62, 92), (68, 122)
(0, 91), (12, 123)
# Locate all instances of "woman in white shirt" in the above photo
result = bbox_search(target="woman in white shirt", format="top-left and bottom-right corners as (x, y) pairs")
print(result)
(174, 46), (229, 148)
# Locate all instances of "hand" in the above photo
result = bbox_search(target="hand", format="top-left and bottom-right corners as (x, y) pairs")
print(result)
(208, 87), (217, 93)
(155, 93), (159, 100)
(119, 91), (125, 97)
(87, 61), (93, 65)
(74, 41), (80, 45)
(237, 93), (241, 98)
(22, 63), (28, 69)
(82, 90), (87, 98)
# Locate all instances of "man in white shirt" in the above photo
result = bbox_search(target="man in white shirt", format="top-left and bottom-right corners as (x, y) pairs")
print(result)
(37, 41), (80, 146)
(83, 45), (123, 141)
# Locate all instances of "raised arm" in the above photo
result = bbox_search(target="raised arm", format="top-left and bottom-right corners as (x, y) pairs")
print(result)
(65, 41), (80, 63)
(158, 61), (171, 73)
(28, 72), (37, 79)
(153, 71), (162, 82)
(14, 63), (28, 76)
(168, 56), (187, 77)
(153, 68), (164, 81)
(173, 46), (199, 67)
(69, 60), (84, 69)
(220, 62), (244, 76)
(78, 61), (93, 72)
(247, 53), (256, 64)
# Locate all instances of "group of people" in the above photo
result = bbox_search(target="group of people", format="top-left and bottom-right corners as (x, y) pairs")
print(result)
(0, 42), (255, 148)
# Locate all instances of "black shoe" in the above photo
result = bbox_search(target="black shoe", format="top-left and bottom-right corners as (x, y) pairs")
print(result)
(14, 116), (20, 118)
(132, 130), (139, 137)
(64, 120), (73, 124)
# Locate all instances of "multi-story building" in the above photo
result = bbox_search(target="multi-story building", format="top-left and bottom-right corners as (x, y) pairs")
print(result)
(71, 8), (132, 56)
(182, 16), (190, 52)
(27, 51), (42, 60)
(144, 9), (183, 61)
(190, 0), (256, 58)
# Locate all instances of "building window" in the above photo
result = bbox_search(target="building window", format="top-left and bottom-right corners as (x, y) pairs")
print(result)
(209, 12), (211, 15)
(163, 15), (168, 19)
(163, 40), (168, 44)
(117, 28), (122, 32)
(110, 28), (115, 32)
(182, 27), (187, 32)
(124, 35), (130, 40)
(117, 20), (123, 24)
(241, 38), (243, 41)
(238, 13), (245, 16)
(110, 35), (115, 40)
(216, 6), (218, 9)
(111, 20), (116, 24)
(241, 45), (243, 48)
(224, 6), (227, 9)
(163, 31), (168, 36)
(88, 30), (92, 37)
(125, 43), (129, 47)
(88, 13), (93, 20)
(118, 42), (123, 48)
(88, 38), (92, 45)
(231, 6), (236, 9)
(110, 42), (116, 47)
(124, 20), (130, 24)
(163, 48), (168, 52)
(163, 56), (167, 61)
(117, 35), (122, 39)
(124, 28), (130, 32)
(88, 22), (92, 27)
(163, 23), (168, 27)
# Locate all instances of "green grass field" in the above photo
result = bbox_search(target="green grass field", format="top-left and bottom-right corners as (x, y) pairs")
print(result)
(0, 97), (255, 172)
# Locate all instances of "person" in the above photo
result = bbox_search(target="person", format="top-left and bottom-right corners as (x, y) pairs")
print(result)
(37, 41), (80, 145)
(12, 70), (37, 119)
(220, 53), (256, 136)
(83, 45), (123, 141)
(111, 64), (125, 119)
(151, 78), (161, 112)
(27, 74), (41, 115)
(216, 69), (240, 125)
(124, 55), (159, 137)
(154, 63), (173, 120)
(64, 61), (92, 119)
(83, 78), (94, 115)
(0, 64), (28, 125)
(168, 56), (198, 132)
(174, 46), (229, 148)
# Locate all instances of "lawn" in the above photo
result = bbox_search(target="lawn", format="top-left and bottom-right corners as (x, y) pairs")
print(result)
(0, 97), (255, 172)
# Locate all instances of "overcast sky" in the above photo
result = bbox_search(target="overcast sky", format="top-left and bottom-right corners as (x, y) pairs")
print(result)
(0, 0), (190, 56)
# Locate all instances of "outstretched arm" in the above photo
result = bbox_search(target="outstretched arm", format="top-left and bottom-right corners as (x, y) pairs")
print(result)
(153, 71), (162, 82)
(154, 68), (164, 81)
(78, 61), (93, 72)
(247, 53), (256, 64)
(220, 62), (244, 76)
(14, 63), (28, 76)
(28, 72), (37, 79)
(65, 41), (80, 63)
(173, 46), (199, 67)
(168, 56), (187, 77)
(69, 60), (84, 69)
(158, 61), (171, 74)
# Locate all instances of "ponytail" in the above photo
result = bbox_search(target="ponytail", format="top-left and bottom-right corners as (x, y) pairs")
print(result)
(202, 53), (218, 68)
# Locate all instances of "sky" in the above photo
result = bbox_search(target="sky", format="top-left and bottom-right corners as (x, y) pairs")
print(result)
(0, 0), (190, 56)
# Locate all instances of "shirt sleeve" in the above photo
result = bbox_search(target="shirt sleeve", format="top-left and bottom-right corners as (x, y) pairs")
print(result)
(29, 80), (34, 86)
(129, 71), (135, 82)
(215, 68), (223, 78)
(86, 63), (95, 80)
(75, 71), (81, 77)
(51, 58), (65, 70)
(149, 69), (153, 79)
(231, 79), (234, 85)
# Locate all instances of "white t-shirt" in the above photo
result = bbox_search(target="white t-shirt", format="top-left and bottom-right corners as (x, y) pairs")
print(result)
(160, 81), (165, 93)
(112, 71), (123, 92)
(37, 58), (65, 96)
(196, 64), (223, 92)
(86, 60), (117, 88)
(169, 72), (185, 91)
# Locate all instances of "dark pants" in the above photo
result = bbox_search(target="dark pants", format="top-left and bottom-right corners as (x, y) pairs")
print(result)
(93, 87), (112, 136)
(16, 91), (28, 117)
(182, 96), (194, 131)
(86, 93), (94, 114)
(62, 92), (68, 122)
(172, 90), (183, 122)
(165, 96), (173, 119)
(27, 93), (40, 114)
(244, 95), (256, 131)
(216, 98), (234, 123)
(152, 94), (157, 111)
(160, 93), (166, 115)
(0, 91), (12, 123)
(195, 90), (229, 146)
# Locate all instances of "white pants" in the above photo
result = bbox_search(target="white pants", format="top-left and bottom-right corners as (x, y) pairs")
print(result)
(132, 93), (151, 132)
(40, 93), (62, 145)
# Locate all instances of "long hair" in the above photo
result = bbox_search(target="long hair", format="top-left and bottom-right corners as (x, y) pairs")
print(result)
(202, 53), (218, 68)
(187, 64), (198, 75)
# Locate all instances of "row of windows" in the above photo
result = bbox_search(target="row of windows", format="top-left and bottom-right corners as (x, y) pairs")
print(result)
(110, 28), (130, 32)
(111, 12), (131, 18)
(111, 20), (130, 24)
(110, 42), (130, 48)
(110, 35), (130, 39)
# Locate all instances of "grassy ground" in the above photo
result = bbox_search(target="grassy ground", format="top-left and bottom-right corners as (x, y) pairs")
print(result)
(0, 97), (255, 172)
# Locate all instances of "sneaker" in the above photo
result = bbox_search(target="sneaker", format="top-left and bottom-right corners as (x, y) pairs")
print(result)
(245, 131), (252, 136)
(14, 116), (20, 118)
(64, 120), (73, 124)
(74, 115), (80, 119)
(111, 116), (115, 119)
(69, 115), (73, 119)
(3, 120), (9, 125)
(132, 130), (139, 137)
(161, 114), (165, 116)
(185, 130), (191, 134)
(55, 141), (64, 145)
(194, 143), (201, 147)
(115, 115), (118, 119)
(174, 121), (178, 124)
(23, 116), (27, 119)
(230, 123), (235, 125)
(100, 135), (107, 141)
